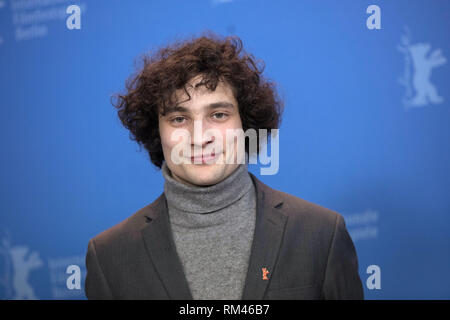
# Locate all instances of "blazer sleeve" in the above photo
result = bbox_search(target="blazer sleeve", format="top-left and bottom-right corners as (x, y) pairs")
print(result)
(321, 213), (364, 300)
(85, 238), (114, 300)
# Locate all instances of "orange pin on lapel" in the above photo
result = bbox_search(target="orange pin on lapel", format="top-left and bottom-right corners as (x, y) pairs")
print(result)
(262, 267), (269, 280)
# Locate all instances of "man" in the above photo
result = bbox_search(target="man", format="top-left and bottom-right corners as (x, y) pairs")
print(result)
(85, 32), (364, 300)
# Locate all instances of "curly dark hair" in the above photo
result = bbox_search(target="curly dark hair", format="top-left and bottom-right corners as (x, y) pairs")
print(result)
(112, 31), (284, 168)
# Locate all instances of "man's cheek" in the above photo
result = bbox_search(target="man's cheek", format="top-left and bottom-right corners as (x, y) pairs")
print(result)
(168, 129), (193, 164)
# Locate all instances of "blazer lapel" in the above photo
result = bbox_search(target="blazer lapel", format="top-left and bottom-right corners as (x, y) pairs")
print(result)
(139, 172), (287, 300)
(140, 194), (193, 300)
(241, 173), (289, 300)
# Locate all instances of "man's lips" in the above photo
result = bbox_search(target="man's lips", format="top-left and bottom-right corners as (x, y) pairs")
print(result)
(190, 152), (219, 163)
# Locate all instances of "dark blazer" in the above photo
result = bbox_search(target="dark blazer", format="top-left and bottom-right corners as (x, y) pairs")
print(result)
(85, 173), (364, 300)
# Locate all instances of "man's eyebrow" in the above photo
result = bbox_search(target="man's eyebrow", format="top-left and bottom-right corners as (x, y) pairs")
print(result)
(163, 101), (235, 115)
(163, 105), (189, 115)
(206, 102), (235, 110)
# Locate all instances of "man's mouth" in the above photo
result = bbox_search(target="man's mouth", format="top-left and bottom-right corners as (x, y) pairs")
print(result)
(190, 152), (219, 164)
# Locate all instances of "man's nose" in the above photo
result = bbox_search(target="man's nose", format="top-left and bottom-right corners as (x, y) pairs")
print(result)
(191, 119), (215, 150)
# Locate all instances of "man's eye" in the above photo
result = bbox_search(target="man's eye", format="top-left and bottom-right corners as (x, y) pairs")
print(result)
(212, 112), (228, 120)
(171, 116), (186, 124)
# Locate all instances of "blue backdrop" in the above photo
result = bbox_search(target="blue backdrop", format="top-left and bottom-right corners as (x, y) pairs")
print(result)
(0, 0), (449, 299)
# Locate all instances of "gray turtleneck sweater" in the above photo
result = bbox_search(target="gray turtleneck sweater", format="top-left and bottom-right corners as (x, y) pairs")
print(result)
(161, 161), (257, 300)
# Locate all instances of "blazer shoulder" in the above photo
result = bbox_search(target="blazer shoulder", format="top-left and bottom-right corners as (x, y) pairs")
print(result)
(277, 188), (339, 223)
(253, 175), (341, 228)
(89, 193), (164, 251)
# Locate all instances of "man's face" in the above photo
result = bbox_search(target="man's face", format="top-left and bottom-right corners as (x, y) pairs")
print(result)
(158, 75), (243, 187)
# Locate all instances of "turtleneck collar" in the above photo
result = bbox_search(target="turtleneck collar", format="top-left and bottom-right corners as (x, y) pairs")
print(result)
(161, 160), (254, 214)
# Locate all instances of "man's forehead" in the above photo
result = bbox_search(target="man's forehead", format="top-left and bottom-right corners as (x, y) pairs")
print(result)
(167, 81), (236, 112)
(185, 74), (208, 88)
(175, 78), (233, 100)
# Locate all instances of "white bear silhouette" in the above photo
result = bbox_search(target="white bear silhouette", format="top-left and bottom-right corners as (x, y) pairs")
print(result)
(408, 42), (446, 106)
(10, 246), (43, 300)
